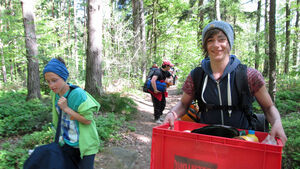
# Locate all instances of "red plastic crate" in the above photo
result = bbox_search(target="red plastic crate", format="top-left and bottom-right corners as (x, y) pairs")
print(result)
(150, 121), (283, 169)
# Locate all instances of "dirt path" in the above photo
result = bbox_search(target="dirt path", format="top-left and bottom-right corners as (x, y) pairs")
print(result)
(94, 85), (181, 169)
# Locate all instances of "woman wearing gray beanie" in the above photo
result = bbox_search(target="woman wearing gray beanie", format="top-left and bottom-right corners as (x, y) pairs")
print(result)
(164, 20), (287, 146)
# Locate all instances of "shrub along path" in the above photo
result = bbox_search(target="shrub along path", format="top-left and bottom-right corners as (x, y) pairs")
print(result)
(94, 85), (181, 169)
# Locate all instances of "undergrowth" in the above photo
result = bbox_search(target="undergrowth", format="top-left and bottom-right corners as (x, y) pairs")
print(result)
(0, 89), (138, 169)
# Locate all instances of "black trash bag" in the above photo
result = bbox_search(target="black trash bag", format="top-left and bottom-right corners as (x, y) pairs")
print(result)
(191, 125), (239, 138)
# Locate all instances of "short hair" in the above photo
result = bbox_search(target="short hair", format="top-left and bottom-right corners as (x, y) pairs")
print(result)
(56, 57), (66, 65)
(202, 28), (225, 57)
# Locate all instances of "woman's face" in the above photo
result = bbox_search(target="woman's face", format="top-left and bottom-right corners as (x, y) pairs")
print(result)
(206, 31), (230, 62)
(44, 72), (66, 94)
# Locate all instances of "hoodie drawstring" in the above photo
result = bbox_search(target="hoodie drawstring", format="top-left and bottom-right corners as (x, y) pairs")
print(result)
(201, 75), (208, 104)
(227, 73), (232, 117)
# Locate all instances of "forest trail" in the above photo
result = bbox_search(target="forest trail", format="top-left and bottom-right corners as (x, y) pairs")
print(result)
(94, 85), (182, 169)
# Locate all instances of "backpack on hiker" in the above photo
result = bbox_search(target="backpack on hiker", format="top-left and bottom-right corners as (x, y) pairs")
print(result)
(191, 64), (269, 132)
(180, 101), (200, 122)
(143, 68), (158, 93)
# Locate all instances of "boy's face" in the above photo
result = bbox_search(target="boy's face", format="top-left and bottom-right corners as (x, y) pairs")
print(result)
(206, 31), (230, 62)
(44, 72), (66, 94)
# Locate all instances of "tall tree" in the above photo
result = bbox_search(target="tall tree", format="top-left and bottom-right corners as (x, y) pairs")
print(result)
(73, 0), (79, 73)
(139, 0), (147, 79)
(255, 0), (262, 69)
(215, 0), (221, 20)
(292, 0), (299, 67)
(132, 0), (140, 57)
(150, 0), (158, 60)
(263, 0), (269, 76)
(21, 0), (41, 100)
(85, 0), (103, 96)
(269, 0), (277, 101)
(0, 5), (7, 83)
(284, 0), (291, 74)
(132, 0), (147, 79)
(197, 0), (204, 48)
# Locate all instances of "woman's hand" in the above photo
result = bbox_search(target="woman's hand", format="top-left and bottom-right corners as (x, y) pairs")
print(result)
(270, 120), (287, 146)
(163, 111), (177, 130)
(164, 92), (194, 130)
(254, 86), (287, 146)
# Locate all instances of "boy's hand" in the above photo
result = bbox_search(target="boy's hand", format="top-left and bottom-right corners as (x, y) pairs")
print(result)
(57, 97), (68, 111)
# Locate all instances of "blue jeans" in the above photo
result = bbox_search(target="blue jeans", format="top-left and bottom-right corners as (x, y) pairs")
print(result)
(62, 144), (95, 169)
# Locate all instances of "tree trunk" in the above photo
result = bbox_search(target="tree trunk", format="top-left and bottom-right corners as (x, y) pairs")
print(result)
(132, 0), (140, 59)
(10, 60), (13, 82)
(215, 0), (221, 20)
(21, 0), (41, 101)
(197, 0), (204, 48)
(269, 0), (277, 102)
(0, 7), (7, 83)
(232, 14), (237, 54)
(86, 0), (103, 96)
(263, 0), (269, 77)
(133, 0), (147, 80)
(1, 48), (6, 83)
(151, 0), (158, 60)
(73, 0), (78, 73)
(139, 0), (147, 81)
(255, 0), (261, 70)
(284, 0), (291, 74)
(292, 0), (299, 67)
(83, 1), (87, 71)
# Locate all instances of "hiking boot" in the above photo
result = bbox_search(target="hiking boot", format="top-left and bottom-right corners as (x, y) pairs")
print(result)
(154, 119), (162, 124)
(159, 117), (164, 122)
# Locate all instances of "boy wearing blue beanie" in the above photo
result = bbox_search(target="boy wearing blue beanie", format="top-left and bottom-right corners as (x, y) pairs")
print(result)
(43, 57), (100, 169)
(164, 21), (287, 146)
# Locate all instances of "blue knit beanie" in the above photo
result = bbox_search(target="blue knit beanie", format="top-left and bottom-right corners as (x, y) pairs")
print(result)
(43, 58), (69, 81)
(202, 20), (234, 49)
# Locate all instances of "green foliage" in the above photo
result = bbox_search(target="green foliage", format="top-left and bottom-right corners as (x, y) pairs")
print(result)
(275, 79), (300, 114)
(0, 89), (138, 168)
(0, 146), (27, 169)
(95, 113), (126, 145)
(20, 124), (55, 149)
(96, 93), (138, 120)
(252, 78), (299, 115)
(0, 90), (52, 137)
(0, 124), (54, 169)
(281, 112), (300, 169)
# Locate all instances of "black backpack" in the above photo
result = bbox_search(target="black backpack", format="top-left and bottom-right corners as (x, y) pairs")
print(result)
(191, 64), (269, 132)
(143, 68), (158, 93)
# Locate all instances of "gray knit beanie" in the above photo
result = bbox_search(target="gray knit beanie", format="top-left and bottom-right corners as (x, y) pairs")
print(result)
(202, 20), (234, 49)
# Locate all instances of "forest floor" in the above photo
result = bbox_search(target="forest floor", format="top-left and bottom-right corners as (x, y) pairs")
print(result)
(94, 85), (182, 169)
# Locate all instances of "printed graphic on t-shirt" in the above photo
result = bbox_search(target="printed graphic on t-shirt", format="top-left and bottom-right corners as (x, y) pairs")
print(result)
(56, 105), (79, 146)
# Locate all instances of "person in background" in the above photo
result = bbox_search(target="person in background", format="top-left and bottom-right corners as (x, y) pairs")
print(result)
(170, 66), (178, 85)
(43, 57), (100, 169)
(163, 21), (287, 145)
(150, 60), (173, 124)
(151, 62), (158, 69)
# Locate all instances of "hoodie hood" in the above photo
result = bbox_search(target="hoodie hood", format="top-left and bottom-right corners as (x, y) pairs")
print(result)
(201, 55), (241, 81)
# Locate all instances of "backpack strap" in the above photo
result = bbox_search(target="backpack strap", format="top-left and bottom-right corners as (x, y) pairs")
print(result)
(191, 66), (205, 114)
(234, 64), (258, 130)
(54, 85), (78, 143)
(147, 68), (157, 80)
